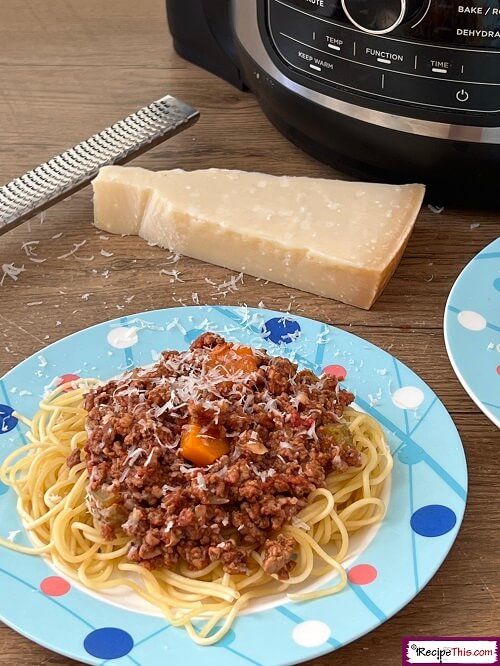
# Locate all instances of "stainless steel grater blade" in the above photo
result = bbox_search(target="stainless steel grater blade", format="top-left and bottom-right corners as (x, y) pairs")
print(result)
(0, 94), (199, 235)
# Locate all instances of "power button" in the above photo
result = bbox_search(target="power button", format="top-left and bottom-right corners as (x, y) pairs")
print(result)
(456, 89), (469, 103)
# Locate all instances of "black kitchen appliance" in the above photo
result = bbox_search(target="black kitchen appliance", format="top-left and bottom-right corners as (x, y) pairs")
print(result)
(167, 0), (500, 204)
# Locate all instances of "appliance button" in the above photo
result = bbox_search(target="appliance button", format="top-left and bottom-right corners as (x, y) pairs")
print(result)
(431, 61), (450, 75)
(270, 32), (384, 96)
(325, 34), (344, 53)
(357, 41), (408, 68)
(383, 71), (497, 112)
(413, 46), (500, 86)
(414, 52), (464, 80)
(318, 26), (356, 55)
(269, 0), (357, 59)
(276, 39), (339, 82)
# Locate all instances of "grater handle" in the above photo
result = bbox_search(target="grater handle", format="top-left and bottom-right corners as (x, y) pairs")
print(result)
(0, 94), (199, 235)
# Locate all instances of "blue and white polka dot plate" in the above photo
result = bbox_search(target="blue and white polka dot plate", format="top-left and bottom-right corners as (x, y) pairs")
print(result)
(0, 306), (467, 666)
(445, 237), (500, 428)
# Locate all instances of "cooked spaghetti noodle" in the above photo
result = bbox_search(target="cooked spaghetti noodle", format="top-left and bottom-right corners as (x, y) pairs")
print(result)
(0, 378), (392, 645)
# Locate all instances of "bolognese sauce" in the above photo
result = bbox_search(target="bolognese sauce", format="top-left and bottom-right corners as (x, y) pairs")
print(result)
(83, 333), (360, 580)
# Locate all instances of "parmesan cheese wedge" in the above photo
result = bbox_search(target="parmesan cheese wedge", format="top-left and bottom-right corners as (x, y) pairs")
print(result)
(92, 166), (424, 309)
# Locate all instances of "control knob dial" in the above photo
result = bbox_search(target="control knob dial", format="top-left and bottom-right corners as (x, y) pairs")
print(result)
(341, 0), (425, 35)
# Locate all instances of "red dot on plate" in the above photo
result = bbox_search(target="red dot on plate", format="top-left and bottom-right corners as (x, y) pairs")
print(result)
(57, 374), (80, 391)
(496, 366), (500, 376)
(40, 576), (71, 597)
(348, 564), (378, 585)
(323, 364), (347, 380)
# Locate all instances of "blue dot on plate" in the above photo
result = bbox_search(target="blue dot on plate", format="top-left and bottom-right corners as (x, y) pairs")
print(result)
(410, 505), (457, 537)
(494, 278), (500, 292)
(262, 317), (301, 345)
(397, 442), (425, 465)
(0, 482), (8, 496)
(0, 405), (17, 435)
(84, 627), (134, 659)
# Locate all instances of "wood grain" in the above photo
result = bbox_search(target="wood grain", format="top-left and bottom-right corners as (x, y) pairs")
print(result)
(0, 1), (499, 664)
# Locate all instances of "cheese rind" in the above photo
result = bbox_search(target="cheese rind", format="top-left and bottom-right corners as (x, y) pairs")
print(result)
(92, 166), (425, 309)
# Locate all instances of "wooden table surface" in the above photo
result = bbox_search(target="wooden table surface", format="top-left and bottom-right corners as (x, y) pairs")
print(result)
(0, 1), (499, 664)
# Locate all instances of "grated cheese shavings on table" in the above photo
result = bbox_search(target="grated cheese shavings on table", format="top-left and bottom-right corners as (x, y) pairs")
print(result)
(57, 240), (88, 260)
(1, 263), (25, 286)
(21, 240), (40, 256)
(163, 253), (181, 265)
(1, 216), (307, 349)
(209, 274), (246, 299)
(161, 269), (184, 282)
(428, 204), (444, 214)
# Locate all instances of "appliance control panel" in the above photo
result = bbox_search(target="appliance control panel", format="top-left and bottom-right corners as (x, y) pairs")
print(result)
(265, 0), (500, 113)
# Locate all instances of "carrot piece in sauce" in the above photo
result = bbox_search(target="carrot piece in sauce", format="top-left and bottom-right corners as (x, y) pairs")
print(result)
(180, 423), (229, 467)
(206, 343), (257, 375)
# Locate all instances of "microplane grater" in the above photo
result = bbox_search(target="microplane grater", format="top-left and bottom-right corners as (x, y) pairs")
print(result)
(0, 94), (199, 235)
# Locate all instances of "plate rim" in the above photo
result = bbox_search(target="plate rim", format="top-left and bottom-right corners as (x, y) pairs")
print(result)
(443, 237), (500, 428)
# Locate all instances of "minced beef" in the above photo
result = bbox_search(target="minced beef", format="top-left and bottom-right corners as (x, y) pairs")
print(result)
(83, 332), (360, 579)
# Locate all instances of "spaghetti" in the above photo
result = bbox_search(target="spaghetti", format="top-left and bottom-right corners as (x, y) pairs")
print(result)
(0, 355), (392, 645)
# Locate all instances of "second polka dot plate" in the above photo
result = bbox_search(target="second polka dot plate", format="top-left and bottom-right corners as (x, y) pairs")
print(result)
(445, 237), (500, 428)
(0, 306), (467, 666)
